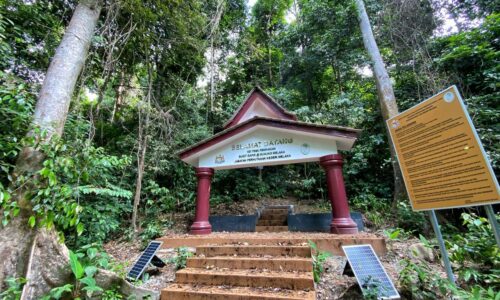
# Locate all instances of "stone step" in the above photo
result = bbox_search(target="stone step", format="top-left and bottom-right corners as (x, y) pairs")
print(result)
(161, 284), (315, 300)
(260, 209), (288, 216)
(259, 214), (288, 220)
(187, 256), (313, 272)
(256, 226), (288, 232)
(256, 219), (287, 226)
(196, 245), (311, 258)
(174, 268), (314, 290)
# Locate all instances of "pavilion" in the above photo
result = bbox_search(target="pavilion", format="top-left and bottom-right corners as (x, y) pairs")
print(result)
(178, 87), (361, 235)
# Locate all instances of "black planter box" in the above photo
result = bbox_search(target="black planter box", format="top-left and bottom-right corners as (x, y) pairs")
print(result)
(209, 215), (258, 232)
(288, 212), (364, 232)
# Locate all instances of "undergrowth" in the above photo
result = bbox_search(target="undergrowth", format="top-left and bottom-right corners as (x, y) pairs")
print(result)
(398, 212), (500, 299)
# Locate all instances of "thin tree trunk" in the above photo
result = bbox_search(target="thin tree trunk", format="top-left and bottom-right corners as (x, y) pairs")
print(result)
(206, 0), (224, 119)
(354, 0), (406, 204)
(268, 42), (273, 86)
(0, 1), (157, 298)
(132, 65), (152, 234)
(267, 15), (273, 86)
(132, 121), (148, 234)
(209, 37), (215, 112)
(132, 131), (147, 234)
(332, 59), (343, 93)
(110, 70), (126, 123)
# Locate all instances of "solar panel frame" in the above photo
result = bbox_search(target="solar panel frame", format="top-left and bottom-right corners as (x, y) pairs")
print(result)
(342, 244), (400, 300)
(127, 241), (163, 281)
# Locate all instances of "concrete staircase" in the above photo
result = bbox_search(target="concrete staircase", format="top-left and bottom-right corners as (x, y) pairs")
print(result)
(256, 206), (289, 232)
(161, 242), (315, 299)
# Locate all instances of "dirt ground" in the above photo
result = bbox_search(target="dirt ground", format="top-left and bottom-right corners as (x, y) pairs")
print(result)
(211, 197), (331, 215)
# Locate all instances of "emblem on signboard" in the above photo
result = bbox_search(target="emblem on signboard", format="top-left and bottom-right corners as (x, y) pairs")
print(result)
(444, 91), (455, 103)
(215, 154), (225, 164)
(391, 120), (400, 129)
(301, 143), (311, 155)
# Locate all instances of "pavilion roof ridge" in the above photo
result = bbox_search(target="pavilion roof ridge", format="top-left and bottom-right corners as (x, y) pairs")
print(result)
(222, 86), (298, 129)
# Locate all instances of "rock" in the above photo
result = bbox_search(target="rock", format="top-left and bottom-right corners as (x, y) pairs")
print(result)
(409, 243), (435, 262)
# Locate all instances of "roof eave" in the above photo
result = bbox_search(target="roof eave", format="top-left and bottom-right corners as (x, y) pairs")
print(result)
(178, 117), (361, 160)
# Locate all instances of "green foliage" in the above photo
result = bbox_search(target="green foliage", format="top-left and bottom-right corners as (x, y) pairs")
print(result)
(0, 277), (26, 300)
(395, 202), (427, 233)
(42, 284), (74, 300)
(351, 194), (390, 228)
(362, 276), (390, 300)
(143, 180), (176, 212)
(42, 249), (103, 299)
(0, 0), (67, 73)
(399, 258), (500, 300)
(169, 247), (194, 270)
(399, 212), (500, 299)
(69, 250), (85, 279)
(447, 213), (500, 288)
(451, 285), (500, 300)
(0, 17), (39, 230)
(42, 245), (125, 299)
(308, 240), (332, 283)
(1, 129), (133, 244)
(0, 71), (34, 190)
(138, 221), (164, 246)
(383, 228), (414, 241)
(399, 258), (453, 299)
(101, 288), (124, 300)
(432, 13), (500, 173)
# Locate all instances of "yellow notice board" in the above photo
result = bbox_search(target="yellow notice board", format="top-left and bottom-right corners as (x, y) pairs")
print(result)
(387, 86), (499, 211)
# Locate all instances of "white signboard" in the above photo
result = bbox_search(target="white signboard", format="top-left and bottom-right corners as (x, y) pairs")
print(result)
(198, 129), (338, 169)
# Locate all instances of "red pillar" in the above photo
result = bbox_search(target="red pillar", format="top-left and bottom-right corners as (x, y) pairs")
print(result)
(319, 154), (358, 234)
(190, 167), (214, 235)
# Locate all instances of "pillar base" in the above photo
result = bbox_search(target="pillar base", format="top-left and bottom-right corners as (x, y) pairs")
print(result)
(331, 217), (358, 234)
(190, 221), (212, 235)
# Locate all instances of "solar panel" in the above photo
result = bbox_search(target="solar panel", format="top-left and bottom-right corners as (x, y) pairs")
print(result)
(127, 241), (163, 281)
(342, 245), (400, 299)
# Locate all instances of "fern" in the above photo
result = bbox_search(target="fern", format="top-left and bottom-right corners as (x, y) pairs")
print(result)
(77, 184), (132, 199)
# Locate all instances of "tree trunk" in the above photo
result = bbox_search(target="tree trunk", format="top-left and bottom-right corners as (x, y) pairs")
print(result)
(132, 120), (148, 234)
(110, 71), (126, 123)
(132, 65), (152, 234)
(209, 37), (215, 112)
(354, 0), (406, 204)
(266, 15), (273, 86)
(0, 1), (158, 298)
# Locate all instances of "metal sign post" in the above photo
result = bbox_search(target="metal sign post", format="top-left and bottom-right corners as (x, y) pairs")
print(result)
(485, 205), (500, 248)
(428, 210), (455, 284)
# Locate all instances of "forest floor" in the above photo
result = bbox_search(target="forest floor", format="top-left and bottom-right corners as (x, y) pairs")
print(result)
(104, 198), (447, 299)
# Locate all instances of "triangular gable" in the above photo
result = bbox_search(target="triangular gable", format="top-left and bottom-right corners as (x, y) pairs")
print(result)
(223, 87), (297, 129)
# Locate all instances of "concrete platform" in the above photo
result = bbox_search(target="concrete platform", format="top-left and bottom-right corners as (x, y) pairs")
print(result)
(156, 232), (387, 256)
